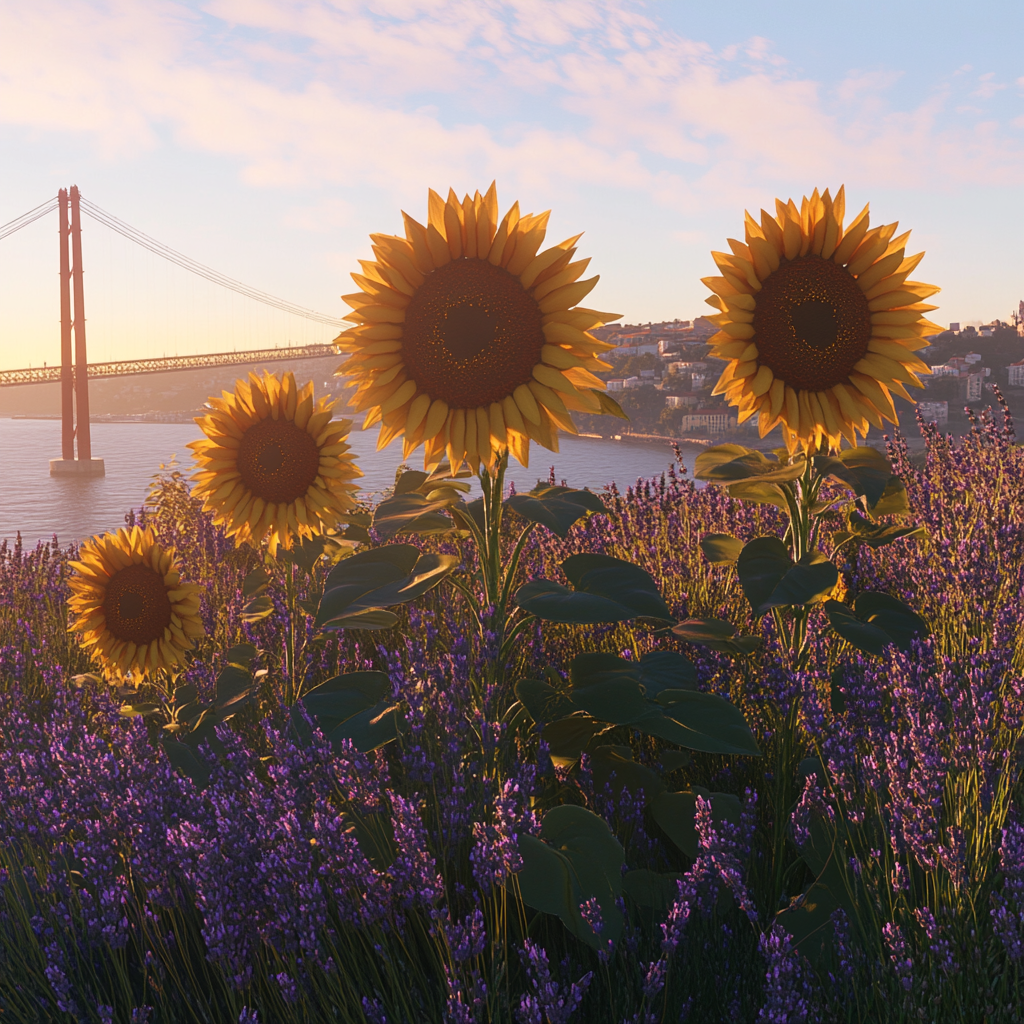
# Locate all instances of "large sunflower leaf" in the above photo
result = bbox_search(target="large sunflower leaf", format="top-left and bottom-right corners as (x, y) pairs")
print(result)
(542, 713), (611, 759)
(672, 617), (762, 656)
(349, 552), (458, 608)
(763, 555), (839, 612)
(327, 700), (406, 753)
(322, 545), (418, 591)
(694, 444), (757, 478)
(570, 676), (649, 725)
(514, 678), (578, 725)
(393, 469), (431, 495)
(834, 510), (926, 550)
(736, 537), (793, 616)
(867, 477), (911, 518)
(371, 492), (456, 538)
(700, 533), (744, 565)
(738, 539), (837, 616)
(516, 805), (625, 949)
(568, 650), (696, 700)
(515, 554), (669, 624)
(562, 554), (672, 621)
(588, 745), (666, 803)
(622, 869), (686, 913)
(853, 592), (929, 649)
(814, 447), (892, 507)
(319, 609), (399, 631)
(514, 579), (637, 624)
(214, 663), (255, 717)
(696, 446), (805, 485)
(162, 738), (210, 789)
(301, 672), (390, 732)
(241, 566), (270, 598)
(636, 650), (698, 694)
(824, 592), (929, 656)
(240, 594), (274, 624)
(316, 547), (457, 629)
(649, 787), (743, 859)
(726, 480), (791, 510)
(505, 487), (606, 538)
(647, 690), (761, 756)
(823, 601), (891, 656)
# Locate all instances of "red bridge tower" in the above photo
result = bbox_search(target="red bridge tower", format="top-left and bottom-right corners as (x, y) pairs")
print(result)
(50, 185), (104, 476)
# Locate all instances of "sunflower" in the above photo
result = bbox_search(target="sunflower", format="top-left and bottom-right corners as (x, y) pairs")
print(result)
(704, 187), (941, 453)
(68, 525), (206, 679)
(188, 371), (362, 556)
(335, 183), (624, 472)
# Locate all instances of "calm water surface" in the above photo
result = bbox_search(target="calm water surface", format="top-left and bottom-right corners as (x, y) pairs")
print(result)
(0, 418), (697, 546)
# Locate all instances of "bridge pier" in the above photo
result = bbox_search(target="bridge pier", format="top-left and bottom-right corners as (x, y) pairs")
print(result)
(49, 186), (103, 478)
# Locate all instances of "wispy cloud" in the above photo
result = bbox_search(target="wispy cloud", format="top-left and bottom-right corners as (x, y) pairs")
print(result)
(3, 0), (1024, 211)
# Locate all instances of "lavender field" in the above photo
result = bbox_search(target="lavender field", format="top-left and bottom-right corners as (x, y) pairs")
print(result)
(0, 403), (1019, 1024)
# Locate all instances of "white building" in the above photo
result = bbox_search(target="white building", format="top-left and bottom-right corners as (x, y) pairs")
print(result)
(607, 379), (625, 392)
(613, 343), (660, 357)
(668, 361), (708, 374)
(1008, 360), (1024, 387)
(679, 408), (737, 434)
(964, 373), (984, 402)
(665, 394), (700, 409)
(691, 373), (708, 390)
(918, 401), (948, 425)
(623, 376), (643, 389)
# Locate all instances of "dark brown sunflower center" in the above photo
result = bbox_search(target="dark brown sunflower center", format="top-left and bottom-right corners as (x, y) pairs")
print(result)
(752, 255), (871, 392)
(401, 258), (545, 409)
(102, 563), (172, 645)
(236, 416), (321, 504)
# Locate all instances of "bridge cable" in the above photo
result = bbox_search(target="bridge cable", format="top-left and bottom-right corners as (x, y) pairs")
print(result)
(77, 196), (349, 328)
(0, 197), (60, 241)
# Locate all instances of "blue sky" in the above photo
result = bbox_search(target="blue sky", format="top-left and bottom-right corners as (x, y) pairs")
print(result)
(1, 0), (1022, 367)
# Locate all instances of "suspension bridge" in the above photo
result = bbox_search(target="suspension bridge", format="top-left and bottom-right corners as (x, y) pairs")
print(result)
(0, 186), (351, 475)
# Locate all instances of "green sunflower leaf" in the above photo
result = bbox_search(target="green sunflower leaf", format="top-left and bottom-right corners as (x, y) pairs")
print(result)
(649, 786), (743, 859)
(515, 554), (670, 624)
(671, 617), (762, 656)
(516, 805), (624, 949)
(696, 446), (805, 484)
(700, 533), (744, 565)
(315, 545), (456, 629)
(836, 509), (926, 549)
(505, 485), (606, 538)
(814, 447), (893, 507)
(824, 592), (929, 656)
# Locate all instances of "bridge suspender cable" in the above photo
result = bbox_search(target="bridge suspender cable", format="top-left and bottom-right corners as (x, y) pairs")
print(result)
(0, 197), (60, 241)
(0, 193), (349, 328)
(77, 197), (348, 327)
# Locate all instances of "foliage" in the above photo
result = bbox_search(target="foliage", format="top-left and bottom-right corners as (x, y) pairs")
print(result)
(0, 405), (1022, 1022)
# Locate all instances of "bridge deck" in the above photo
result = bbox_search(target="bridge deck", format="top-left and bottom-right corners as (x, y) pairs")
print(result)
(0, 343), (340, 387)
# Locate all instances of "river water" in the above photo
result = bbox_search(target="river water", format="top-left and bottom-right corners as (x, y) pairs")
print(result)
(0, 418), (697, 546)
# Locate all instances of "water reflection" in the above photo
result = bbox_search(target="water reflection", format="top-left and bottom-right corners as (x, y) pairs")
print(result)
(0, 419), (695, 545)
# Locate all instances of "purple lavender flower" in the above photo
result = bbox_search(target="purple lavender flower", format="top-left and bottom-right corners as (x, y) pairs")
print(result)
(361, 996), (388, 1024)
(757, 925), (811, 1024)
(515, 940), (592, 1024)
(883, 922), (914, 993)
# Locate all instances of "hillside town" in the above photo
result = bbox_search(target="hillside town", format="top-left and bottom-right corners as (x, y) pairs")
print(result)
(571, 301), (1024, 442)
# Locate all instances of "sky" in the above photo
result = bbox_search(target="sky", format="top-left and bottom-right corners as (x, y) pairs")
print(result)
(1, 0), (1023, 368)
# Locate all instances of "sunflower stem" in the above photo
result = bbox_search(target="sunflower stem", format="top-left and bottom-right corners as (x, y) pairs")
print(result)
(284, 557), (296, 706)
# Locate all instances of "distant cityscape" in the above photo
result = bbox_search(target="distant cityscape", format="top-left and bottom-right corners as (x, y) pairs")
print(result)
(3, 304), (1023, 443)
(582, 301), (1024, 438)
